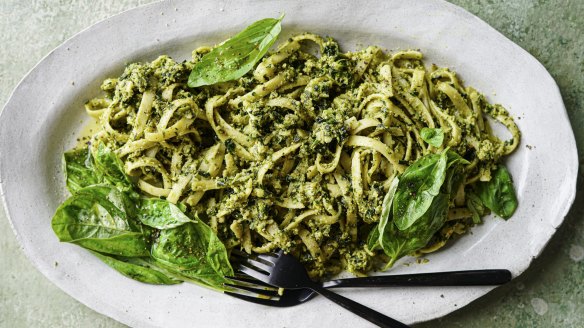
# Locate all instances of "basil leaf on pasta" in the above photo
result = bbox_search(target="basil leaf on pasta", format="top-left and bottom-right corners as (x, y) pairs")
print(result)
(188, 15), (283, 87)
(381, 193), (450, 269)
(377, 177), (399, 245)
(475, 165), (518, 219)
(466, 192), (488, 224)
(420, 128), (444, 147)
(393, 150), (448, 230)
(366, 226), (380, 251)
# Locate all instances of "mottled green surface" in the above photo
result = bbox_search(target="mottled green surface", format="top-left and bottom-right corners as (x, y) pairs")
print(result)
(0, 1), (582, 327)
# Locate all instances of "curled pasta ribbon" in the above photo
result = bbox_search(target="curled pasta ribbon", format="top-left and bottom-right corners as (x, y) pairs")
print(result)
(254, 41), (301, 81)
(257, 142), (302, 185)
(125, 157), (172, 189)
(284, 209), (318, 231)
(167, 175), (193, 204)
(102, 105), (129, 143)
(345, 135), (404, 172)
(316, 144), (344, 174)
(229, 73), (287, 108)
(133, 90), (155, 137)
(144, 118), (195, 142)
(437, 82), (473, 120)
(275, 198), (305, 209)
(85, 98), (111, 119)
(116, 139), (156, 157)
(312, 204), (342, 225)
(161, 83), (181, 101)
(392, 50), (423, 61)
(488, 105), (521, 155)
(298, 227), (323, 263)
(137, 179), (170, 197)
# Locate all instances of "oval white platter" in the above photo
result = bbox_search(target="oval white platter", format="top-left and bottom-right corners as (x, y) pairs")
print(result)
(0, 0), (578, 326)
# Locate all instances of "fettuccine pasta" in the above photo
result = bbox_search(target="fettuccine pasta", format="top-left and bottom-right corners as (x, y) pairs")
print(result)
(84, 33), (520, 278)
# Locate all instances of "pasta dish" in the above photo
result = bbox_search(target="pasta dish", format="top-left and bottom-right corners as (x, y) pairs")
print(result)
(52, 17), (520, 288)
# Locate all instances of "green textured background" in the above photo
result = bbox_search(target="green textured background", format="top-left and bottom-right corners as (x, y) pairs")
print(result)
(0, 1), (582, 327)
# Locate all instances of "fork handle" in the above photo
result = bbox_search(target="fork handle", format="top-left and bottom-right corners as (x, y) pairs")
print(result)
(322, 269), (512, 288)
(310, 284), (410, 328)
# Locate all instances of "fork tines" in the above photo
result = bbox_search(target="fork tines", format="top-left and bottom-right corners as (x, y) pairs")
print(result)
(230, 249), (280, 281)
(224, 275), (281, 299)
(225, 250), (281, 300)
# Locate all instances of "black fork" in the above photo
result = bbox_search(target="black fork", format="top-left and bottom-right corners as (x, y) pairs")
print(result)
(230, 250), (410, 328)
(224, 267), (512, 307)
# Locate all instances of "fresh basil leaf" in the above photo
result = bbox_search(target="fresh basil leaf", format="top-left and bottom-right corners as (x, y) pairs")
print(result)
(92, 143), (133, 190)
(91, 251), (182, 285)
(367, 177), (399, 252)
(381, 193), (450, 268)
(475, 165), (518, 219)
(393, 150), (448, 230)
(466, 191), (487, 224)
(51, 185), (149, 257)
(420, 128), (444, 148)
(443, 151), (469, 196)
(151, 219), (233, 290)
(137, 198), (193, 229)
(375, 150), (468, 267)
(63, 148), (100, 193)
(366, 226), (380, 251)
(377, 177), (399, 244)
(188, 15), (284, 87)
(445, 150), (470, 168)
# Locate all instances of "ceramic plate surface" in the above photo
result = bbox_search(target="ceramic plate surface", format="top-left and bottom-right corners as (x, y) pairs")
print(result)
(0, 0), (578, 326)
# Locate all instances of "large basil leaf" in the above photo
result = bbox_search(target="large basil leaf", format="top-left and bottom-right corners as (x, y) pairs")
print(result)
(63, 148), (100, 193)
(91, 251), (181, 285)
(151, 219), (233, 290)
(51, 185), (149, 257)
(380, 193), (450, 268)
(420, 128), (444, 148)
(188, 15), (283, 87)
(373, 150), (468, 268)
(393, 150), (448, 230)
(475, 165), (518, 219)
(137, 198), (193, 229)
